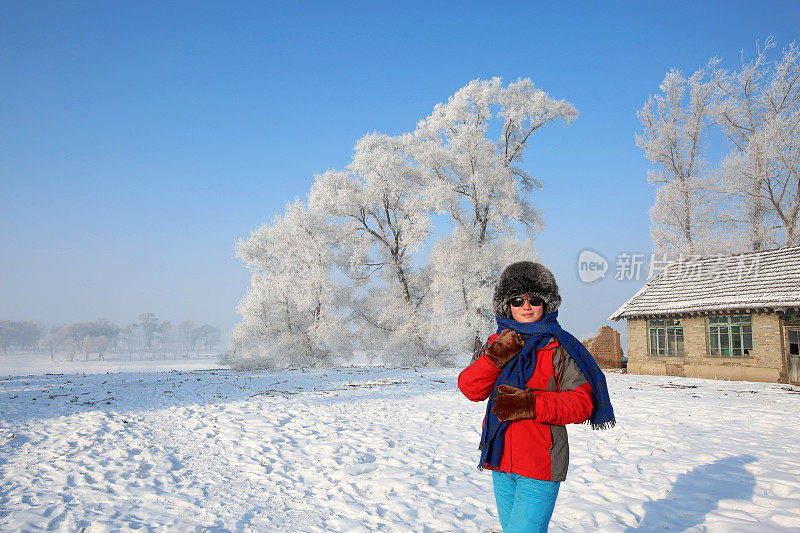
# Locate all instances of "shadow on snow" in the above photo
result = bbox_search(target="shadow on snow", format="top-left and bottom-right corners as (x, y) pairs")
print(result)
(625, 454), (757, 532)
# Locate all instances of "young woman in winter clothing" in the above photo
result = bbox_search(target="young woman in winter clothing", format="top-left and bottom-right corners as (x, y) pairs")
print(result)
(458, 262), (615, 533)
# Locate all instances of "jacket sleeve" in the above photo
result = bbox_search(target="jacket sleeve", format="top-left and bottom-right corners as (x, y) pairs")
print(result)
(534, 347), (594, 425)
(458, 334), (501, 402)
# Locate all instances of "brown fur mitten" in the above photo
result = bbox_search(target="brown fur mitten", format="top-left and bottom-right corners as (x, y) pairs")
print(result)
(484, 329), (524, 369)
(491, 384), (536, 421)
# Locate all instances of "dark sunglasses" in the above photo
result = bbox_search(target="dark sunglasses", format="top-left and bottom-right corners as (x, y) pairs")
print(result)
(508, 296), (544, 308)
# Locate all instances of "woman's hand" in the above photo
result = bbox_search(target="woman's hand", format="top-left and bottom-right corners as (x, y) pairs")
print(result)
(484, 329), (524, 369)
(492, 384), (536, 421)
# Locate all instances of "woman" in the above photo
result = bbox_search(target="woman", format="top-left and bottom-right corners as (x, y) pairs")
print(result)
(458, 261), (615, 533)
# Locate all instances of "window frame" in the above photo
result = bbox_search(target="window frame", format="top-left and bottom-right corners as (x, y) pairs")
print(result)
(707, 314), (753, 357)
(786, 327), (800, 356)
(647, 318), (684, 357)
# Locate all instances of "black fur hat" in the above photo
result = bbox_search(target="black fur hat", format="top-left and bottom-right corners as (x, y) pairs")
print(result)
(493, 261), (561, 318)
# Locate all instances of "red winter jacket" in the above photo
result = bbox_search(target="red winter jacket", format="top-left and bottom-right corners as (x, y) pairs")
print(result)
(458, 334), (593, 481)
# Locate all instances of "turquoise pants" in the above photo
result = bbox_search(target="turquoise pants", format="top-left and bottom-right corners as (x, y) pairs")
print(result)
(492, 471), (560, 532)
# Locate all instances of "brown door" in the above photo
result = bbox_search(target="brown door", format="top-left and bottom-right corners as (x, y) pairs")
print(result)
(786, 328), (800, 385)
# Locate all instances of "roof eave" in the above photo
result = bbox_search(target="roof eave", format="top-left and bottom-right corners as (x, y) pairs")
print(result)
(613, 304), (800, 320)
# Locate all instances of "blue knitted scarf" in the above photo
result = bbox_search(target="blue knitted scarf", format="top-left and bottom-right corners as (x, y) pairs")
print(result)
(478, 311), (615, 470)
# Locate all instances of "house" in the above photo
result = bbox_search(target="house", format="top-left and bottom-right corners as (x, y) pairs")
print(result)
(609, 245), (800, 385)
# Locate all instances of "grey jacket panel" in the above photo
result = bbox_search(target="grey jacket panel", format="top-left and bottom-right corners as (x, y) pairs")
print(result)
(550, 425), (570, 481)
(557, 344), (590, 391)
(549, 342), (589, 482)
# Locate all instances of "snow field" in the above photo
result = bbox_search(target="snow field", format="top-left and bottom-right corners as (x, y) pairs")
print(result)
(0, 368), (799, 531)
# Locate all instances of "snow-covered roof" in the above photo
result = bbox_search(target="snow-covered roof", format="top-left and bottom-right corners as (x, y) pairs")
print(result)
(609, 245), (800, 320)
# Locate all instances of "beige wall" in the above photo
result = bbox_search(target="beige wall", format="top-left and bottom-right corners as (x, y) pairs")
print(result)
(626, 311), (785, 383)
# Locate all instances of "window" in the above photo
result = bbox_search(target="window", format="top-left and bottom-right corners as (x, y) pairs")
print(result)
(788, 329), (799, 356)
(707, 315), (753, 357)
(648, 319), (684, 357)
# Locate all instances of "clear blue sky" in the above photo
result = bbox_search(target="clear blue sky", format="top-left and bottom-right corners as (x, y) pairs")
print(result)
(2, 1), (799, 342)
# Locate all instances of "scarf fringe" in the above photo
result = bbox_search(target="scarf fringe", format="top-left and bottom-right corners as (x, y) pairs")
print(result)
(586, 419), (616, 430)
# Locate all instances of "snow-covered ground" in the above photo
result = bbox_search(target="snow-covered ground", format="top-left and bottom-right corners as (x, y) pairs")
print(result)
(1, 363), (799, 532)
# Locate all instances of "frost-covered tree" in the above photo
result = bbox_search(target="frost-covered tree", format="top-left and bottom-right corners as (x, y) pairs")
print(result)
(158, 321), (172, 353)
(137, 313), (160, 352)
(228, 200), (350, 369)
(194, 325), (220, 351)
(177, 320), (195, 355)
(83, 335), (110, 361)
(309, 133), (441, 367)
(120, 323), (138, 356)
(409, 78), (576, 351)
(710, 38), (800, 249)
(91, 319), (120, 351)
(637, 67), (723, 255)
(232, 78), (575, 365)
(0, 320), (43, 352)
(426, 233), (538, 352)
(44, 325), (68, 361)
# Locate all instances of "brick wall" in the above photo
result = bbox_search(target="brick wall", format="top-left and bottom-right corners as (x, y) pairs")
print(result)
(582, 326), (624, 368)
(626, 318), (647, 362)
(752, 313), (783, 374)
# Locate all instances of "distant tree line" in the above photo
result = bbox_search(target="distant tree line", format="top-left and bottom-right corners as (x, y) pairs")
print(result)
(0, 321), (42, 352)
(0, 314), (221, 362)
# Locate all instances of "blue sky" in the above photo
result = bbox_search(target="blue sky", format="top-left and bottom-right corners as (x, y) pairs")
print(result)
(1, 1), (799, 342)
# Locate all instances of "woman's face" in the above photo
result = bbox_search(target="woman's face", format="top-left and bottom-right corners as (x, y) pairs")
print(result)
(509, 295), (545, 323)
